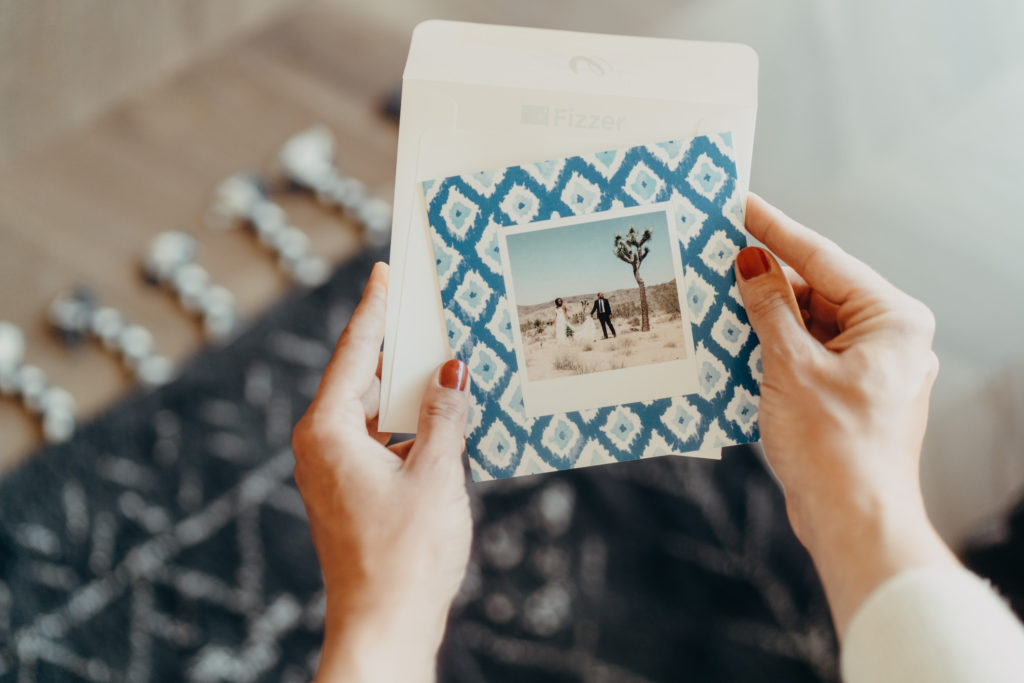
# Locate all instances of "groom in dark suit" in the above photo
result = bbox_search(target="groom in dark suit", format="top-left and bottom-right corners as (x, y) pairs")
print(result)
(590, 293), (616, 339)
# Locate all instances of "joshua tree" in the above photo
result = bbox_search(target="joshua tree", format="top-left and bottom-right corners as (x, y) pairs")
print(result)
(613, 225), (653, 332)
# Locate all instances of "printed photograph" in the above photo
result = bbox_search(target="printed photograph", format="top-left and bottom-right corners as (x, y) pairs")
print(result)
(504, 208), (690, 383)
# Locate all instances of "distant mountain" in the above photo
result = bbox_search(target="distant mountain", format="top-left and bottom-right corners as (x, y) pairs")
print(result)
(516, 279), (679, 327)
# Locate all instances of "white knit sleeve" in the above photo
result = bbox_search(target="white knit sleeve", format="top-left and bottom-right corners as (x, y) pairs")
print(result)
(841, 565), (1024, 683)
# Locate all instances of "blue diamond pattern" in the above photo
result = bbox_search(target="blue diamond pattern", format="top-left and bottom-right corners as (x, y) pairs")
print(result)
(423, 135), (759, 480)
(625, 163), (664, 203)
(696, 162), (723, 194)
(447, 202), (471, 230)
(699, 360), (724, 395)
(595, 150), (617, 167)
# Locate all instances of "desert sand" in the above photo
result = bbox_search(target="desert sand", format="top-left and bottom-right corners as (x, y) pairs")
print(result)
(519, 309), (688, 382)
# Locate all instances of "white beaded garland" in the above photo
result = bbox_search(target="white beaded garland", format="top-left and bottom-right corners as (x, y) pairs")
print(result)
(39, 385), (75, 416)
(48, 288), (175, 388)
(172, 263), (211, 313)
(209, 172), (328, 287)
(203, 307), (237, 341)
(119, 324), (156, 367)
(42, 409), (76, 444)
(2, 321), (78, 443)
(278, 125), (392, 247)
(0, 367), (19, 396)
(144, 231), (197, 283)
(288, 255), (329, 288)
(145, 232), (238, 341)
(17, 364), (49, 412)
(0, 321), (26, 371)
(136, 354), (174, 389)
(91, 307), (126, 350)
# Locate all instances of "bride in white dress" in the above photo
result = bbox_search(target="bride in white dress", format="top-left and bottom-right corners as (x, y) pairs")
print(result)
(554, 298), (572, 345)
(580, 299), (599, 343)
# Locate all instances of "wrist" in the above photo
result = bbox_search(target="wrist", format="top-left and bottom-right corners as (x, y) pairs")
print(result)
(316, 599), (443, 683)
(789, 477), (957, 638)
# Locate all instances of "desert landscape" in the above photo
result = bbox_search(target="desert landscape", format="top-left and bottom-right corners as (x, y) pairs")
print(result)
(516, 280), (688, 382)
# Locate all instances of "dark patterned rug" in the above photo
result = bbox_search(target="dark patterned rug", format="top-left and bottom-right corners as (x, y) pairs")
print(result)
(0, 248), (844, 682)
(963, 499), (1024, 623)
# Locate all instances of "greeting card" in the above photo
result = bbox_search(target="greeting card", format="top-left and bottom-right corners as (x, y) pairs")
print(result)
(424, 133), (761, 480)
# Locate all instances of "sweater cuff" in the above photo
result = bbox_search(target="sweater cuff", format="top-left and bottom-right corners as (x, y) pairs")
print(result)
(841, 565), (1024, 683)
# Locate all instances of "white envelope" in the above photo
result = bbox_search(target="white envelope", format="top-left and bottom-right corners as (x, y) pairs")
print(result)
(381, 19), (758, 458)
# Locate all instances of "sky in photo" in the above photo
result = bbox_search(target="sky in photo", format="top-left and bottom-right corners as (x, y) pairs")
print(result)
(504, 210), (677, 306)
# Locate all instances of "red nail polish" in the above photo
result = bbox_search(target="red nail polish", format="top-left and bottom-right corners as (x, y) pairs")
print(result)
(736, 247), (771, 280)
(439, 359), (468, 391)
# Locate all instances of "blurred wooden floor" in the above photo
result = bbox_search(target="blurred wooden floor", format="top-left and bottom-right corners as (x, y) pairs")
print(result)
(0, 4), (404, 471)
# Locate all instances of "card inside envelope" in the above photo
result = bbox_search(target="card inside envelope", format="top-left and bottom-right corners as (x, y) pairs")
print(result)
(381, 22), (758, 436)
(424, 133), (761, 480)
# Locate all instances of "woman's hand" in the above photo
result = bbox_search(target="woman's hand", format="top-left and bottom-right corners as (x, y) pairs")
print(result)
(735, 195), (957, 637)
(291, 262), (472, 682)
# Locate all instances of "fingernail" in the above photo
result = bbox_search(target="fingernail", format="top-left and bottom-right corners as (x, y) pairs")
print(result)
(736, 246), (771, 280)
(439, 359), (468, 391)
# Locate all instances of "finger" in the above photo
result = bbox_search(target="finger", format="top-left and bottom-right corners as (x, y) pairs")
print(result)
(782, 263), (841, 332)
(361, 352), (390, 444)
(807, 318), (839, 345)
(313, 262), (389, 415)
(405, 359), (470, 480)
(361, 375), (382, 420)
(365, 414), (391, 447)
(785, 274), (840, 344)
(388, 439), (415, 460)
(808, 290), (841, 329)
(781, 265), (812, 312)
(745, 194), (891, 304)
(735, 246), (816, 361)
(359, 352), (385, 418)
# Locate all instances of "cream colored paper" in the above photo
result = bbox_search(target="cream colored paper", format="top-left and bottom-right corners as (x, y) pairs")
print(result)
(382, 20), (757, 463)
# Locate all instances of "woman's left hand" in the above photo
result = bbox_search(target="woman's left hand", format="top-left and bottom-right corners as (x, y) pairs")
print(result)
(291, 262), (473, 683)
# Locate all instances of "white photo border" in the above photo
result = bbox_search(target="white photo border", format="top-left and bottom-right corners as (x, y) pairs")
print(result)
(497, 201), (700, 417)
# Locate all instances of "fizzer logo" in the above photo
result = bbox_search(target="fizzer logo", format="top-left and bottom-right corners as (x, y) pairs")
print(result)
(520, 105), (625, 131)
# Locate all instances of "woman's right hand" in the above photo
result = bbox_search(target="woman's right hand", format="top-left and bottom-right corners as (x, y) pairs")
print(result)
(735, 194), (957, 637)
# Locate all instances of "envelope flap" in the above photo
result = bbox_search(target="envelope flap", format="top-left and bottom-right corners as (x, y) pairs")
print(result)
(405, 20), (757, 105)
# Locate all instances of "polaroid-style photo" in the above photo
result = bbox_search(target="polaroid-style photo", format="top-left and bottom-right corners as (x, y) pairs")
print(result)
(499, 202), (700, 417)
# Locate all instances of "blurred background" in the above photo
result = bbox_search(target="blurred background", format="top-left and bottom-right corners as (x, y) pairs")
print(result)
(1, 1), (1022, 681)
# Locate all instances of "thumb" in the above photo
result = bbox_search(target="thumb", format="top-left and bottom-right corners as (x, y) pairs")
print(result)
(734, 246), (808, 357)
(406, 359), (471, 477)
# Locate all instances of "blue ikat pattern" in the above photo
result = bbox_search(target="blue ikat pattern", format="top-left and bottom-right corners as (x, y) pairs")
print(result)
(424, 134), (761, 480)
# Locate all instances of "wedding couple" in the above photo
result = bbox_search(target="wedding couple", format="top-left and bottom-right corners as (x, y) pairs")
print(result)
(553, 294), (616, 345)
